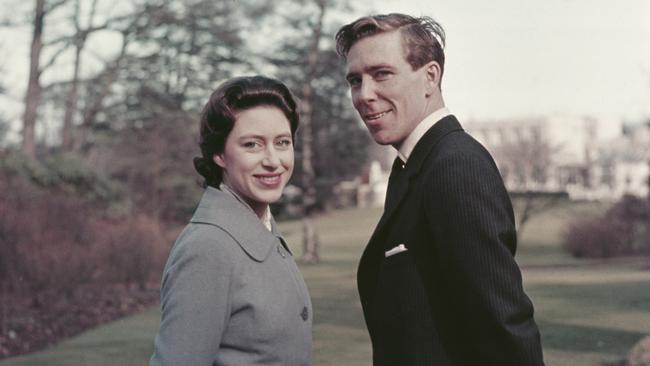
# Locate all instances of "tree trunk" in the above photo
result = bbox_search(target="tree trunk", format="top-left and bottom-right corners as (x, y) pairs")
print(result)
(0, 280), (6, 336)
(299, 91), (319, 263)
(22, 0), (46, 158)
(301, 216), (319, 263)
(299, 0), (326, 264)
(62, 43), (82, 151)
(75, 31), (129, 151)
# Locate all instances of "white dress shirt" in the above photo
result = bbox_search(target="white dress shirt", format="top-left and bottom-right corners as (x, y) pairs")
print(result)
(397, 107), (451, 164)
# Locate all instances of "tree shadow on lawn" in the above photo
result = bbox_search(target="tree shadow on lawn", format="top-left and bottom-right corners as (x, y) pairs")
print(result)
(517, 245), (581, 267)
(528, 281), (650, 314)
(539, 320), (646, 356)
(530, 281), (650, 361)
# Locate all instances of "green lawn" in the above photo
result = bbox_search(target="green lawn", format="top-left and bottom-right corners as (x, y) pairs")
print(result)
(3, 202), (649, 366)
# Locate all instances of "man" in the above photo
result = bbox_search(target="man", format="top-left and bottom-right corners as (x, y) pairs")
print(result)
(335, 14), (545, 365)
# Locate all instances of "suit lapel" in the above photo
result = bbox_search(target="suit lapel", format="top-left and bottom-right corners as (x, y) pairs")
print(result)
(358, 116), (464, 312)
(368, 115), (464, 244)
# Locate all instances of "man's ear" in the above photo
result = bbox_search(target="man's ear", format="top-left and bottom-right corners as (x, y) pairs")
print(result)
(213, 154), (226, 168)
(424, 61), (441, 95)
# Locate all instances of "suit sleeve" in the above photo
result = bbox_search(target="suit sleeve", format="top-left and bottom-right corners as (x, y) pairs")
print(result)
(150, 225), (233, 366)
(424, 151), (544, 365)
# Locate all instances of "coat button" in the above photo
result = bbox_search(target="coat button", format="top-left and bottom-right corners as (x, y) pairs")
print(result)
(301, 306), (309, 321)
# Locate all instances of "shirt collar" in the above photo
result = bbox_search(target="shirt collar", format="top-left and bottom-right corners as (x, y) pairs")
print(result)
(397, 107), (451, 163)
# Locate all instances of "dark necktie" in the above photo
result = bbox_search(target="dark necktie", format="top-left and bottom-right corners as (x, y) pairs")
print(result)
(384, 157), (405, 209)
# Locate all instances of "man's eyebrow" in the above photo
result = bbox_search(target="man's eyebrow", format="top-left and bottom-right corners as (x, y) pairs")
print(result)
(346, 64), (394, 80)
(366, 64), (393, 71)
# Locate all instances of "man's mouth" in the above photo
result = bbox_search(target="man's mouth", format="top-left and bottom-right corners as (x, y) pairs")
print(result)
(364, 109), (392, 121)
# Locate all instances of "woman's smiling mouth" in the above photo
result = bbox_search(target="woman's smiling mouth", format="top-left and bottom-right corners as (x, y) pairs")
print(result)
(255, 173), (283, 187)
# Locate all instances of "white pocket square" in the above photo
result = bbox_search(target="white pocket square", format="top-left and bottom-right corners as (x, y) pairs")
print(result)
(385, 244), (408, 257)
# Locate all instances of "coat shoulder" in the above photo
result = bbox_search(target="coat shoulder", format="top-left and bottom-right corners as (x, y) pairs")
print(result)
(421, 129), (499, 180)
(166, 223), (240, 268)
(435, 129), (494, 161)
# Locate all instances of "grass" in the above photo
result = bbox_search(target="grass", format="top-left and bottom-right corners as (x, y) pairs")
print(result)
(2, 201), (649, 366)
(0, 308), (159, 366)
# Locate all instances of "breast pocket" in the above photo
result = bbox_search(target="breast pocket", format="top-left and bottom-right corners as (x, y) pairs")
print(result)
(371, 245), (437, 346)
(374, 247), (432, 321)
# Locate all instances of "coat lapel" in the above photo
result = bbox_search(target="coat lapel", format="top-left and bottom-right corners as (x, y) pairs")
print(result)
(368, 115), (464, 244)
(190, 186), (277, 262)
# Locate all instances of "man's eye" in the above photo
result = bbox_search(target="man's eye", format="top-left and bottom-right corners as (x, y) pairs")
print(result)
(375, 70), (391, 79)
(347, 77), (361, 87)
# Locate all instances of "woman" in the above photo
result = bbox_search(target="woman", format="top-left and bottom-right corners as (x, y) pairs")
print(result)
(150, 76), (312, 366)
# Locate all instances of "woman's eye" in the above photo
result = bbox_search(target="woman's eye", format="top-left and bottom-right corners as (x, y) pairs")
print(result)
(242, 141), (262, 149)
(276, 139), (292, 148)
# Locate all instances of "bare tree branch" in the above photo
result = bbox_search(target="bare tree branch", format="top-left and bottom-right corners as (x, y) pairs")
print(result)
(44, 0), (68, 14)
(88, 0), (100, 26)
(44, 34), (72, 47)
(75, 33), (130, 150)
(39, 42), (71, 73)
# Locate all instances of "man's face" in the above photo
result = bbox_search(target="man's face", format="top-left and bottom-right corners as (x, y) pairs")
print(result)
(345, 31), (435, 148)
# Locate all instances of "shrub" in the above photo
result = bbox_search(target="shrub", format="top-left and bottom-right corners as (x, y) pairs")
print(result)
(0, 151), (171, 300)
(0, 151), (125, 210)
(564, 195), (650, 258)
(0, 178), (96, 298)
(98, 215), (170, 289)
(628, 336), (650, 366)
(0, 150), (178, 357)
(564, 217), (633, 258)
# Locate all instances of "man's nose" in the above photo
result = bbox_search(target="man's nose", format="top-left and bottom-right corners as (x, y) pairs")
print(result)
(356, 78), (377, 103)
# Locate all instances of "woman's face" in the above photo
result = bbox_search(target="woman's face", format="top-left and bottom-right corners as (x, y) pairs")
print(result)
(214, 105), (294, 217)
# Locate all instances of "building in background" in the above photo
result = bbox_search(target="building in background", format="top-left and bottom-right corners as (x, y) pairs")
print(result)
(465, 115), (650, 201)
(331, 115), (649, 210)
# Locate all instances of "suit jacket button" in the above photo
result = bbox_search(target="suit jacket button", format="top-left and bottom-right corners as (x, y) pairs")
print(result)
(301, 306), (309, 321)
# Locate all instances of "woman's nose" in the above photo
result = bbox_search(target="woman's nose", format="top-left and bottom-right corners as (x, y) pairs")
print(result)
(262, 148), (281, 168)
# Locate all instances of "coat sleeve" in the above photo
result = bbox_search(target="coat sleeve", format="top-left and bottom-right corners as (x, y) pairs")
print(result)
(150, 225), (233, 366)
(424, 151), (545, 365)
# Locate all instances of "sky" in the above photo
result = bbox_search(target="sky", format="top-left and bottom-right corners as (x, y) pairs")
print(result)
(365, 0), (650, 122)
(1, 0), (649, 142)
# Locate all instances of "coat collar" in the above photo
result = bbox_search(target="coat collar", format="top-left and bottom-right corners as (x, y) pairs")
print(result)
(371, 115), (464, 241)
(400, 115), (464, 180)
(190, 186), (280, 262)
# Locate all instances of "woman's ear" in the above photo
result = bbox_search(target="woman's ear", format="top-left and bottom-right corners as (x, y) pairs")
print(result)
(213, 154), (226, 168)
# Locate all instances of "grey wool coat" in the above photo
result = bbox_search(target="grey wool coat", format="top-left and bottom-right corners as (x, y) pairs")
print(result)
(150, 186), (312, 366)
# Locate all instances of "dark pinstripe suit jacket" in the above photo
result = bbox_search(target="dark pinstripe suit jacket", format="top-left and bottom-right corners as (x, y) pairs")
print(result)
(357, 115), (545, 365)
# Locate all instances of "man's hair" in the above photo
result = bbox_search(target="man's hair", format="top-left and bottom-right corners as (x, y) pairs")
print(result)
(193, 75), (300, 188)
(335, 13), (446, 81)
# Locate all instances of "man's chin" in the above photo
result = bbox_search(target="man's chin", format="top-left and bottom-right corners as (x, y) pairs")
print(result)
(371, 133), (395, 146)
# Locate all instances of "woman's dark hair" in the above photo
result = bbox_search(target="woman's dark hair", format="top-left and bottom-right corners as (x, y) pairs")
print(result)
(193, 75), (300, 188)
